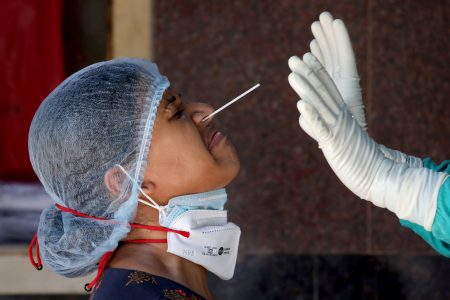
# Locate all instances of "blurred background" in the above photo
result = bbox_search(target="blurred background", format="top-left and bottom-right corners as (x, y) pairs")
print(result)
(0, 0), (449, 299)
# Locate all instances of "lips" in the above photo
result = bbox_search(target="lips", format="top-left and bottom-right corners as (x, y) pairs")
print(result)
(206, 127), (225, 150)
(209, 131), (224, 150)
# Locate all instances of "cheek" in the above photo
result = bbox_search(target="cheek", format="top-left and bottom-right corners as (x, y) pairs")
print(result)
(150, 126), (213, 176)
(178, 133), (217, 171)
(146, 121), (239, 194)
(170, 129), (228, 184)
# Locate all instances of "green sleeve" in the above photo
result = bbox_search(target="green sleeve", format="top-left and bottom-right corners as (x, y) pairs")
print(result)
(399, 158), (450, 256)
(422, 157), (450, 174)
(400, 218), (450, 257)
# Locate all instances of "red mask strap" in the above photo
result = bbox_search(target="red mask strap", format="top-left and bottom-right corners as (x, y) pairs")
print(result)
(55, 203), (108, 222)
(54, 203), (190, 237)
(130, 223), (190, 238)
(125, 238), (168, 243)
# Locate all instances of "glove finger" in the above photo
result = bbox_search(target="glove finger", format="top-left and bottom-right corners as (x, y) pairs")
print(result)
(297, 100), (332, 145)
(333, 19), (367, 130)
(310, 39), (325, 66)
(288, 72), (336, 126)
(302, 52), (345, 111)
(333, 19), (358, 78)
(319, 12), (339, 74)
(289, 55), (341, 115)
(311, 21), (333, 74)
(298, 107), (317, 141)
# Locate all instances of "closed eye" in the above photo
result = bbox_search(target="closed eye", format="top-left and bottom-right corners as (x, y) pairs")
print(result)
(172, 109), (184, 119)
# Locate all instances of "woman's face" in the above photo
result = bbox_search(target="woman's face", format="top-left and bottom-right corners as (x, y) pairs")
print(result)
(141, 88), (240, 203)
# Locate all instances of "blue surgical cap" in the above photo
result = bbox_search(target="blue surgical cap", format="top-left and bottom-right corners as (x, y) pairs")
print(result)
(28, 58), (170, 277)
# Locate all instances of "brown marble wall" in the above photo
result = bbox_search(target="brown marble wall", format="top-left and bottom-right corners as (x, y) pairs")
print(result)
(154, 0), (450, 256)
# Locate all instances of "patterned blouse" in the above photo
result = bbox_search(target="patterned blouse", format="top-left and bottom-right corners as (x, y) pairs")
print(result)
(91, 268), (207, 300)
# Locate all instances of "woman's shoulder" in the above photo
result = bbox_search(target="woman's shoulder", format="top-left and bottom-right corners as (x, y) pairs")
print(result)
(91, 268), (206, 300)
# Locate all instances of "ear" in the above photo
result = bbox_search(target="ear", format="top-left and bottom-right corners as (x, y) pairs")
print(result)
(105, 167), (157, 199)
(104, 167), (123, 197)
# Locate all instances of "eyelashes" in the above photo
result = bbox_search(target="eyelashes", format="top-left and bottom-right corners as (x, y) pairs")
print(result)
(172, 109), (184, 119)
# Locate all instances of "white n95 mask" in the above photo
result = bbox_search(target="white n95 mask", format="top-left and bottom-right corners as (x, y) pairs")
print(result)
(117, 165), (241, 280)
(167, 209), (241, 280)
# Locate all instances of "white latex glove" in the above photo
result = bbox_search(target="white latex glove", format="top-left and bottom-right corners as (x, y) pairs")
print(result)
(288, 58), (448, 230)
(290, 12), (422, 168)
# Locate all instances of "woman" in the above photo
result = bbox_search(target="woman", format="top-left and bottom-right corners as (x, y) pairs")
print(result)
(28, 58), (241, 299)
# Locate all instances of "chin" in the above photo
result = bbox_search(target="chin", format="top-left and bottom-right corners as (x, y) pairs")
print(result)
(222, 161), (241, 187)
(205, 162), (239, 190)
(208, 140), (240, 186)
(230, 159), (241, 179)
(226, 148), (241, 180)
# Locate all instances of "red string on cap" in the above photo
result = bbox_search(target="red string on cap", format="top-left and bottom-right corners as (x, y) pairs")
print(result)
(84, 251), (113, 292)
(28, 233), (42, 270)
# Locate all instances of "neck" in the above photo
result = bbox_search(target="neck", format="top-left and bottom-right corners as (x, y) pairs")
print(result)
(109, 209), (214, 299)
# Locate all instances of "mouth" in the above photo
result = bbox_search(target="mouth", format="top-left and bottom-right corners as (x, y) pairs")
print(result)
(206, 127), (226, 151)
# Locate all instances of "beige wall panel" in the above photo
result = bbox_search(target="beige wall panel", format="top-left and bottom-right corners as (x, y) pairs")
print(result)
(0, 246), (91, 294)
(111, 0), (152, 59)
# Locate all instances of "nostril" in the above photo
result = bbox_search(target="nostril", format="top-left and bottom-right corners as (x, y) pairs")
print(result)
(191, 112), (205, 124)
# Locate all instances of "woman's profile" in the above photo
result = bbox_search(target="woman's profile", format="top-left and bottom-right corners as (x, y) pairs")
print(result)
(28, 58), (241, 299)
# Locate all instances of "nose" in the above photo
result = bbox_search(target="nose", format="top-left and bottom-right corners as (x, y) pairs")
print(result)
(186, 102), (215, 126)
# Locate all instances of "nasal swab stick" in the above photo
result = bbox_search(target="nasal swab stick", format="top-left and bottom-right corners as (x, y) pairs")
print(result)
(202, 83), (260, 122)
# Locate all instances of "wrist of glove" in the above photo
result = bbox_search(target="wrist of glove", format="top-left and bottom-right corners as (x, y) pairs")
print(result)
(299, 101), (446, 230)
(378, 144), (423, 168)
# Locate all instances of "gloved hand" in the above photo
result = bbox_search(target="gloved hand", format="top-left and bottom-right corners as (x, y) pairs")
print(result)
(310, 11), (366, 130)
(288, 57), (448, 230)
(289, 12), (422, 167)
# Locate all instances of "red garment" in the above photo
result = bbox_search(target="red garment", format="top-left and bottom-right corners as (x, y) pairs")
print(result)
(0, 0), (64, 181)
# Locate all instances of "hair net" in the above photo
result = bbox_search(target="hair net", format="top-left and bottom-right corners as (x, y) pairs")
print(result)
(28, 58), (170, 277)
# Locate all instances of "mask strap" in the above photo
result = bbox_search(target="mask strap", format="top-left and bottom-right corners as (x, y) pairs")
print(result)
(115, 164), (166, 217)
(52, 204), (188, 236)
